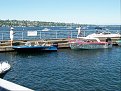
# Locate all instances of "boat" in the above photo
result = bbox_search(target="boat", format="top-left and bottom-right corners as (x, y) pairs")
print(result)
(12, 42), (57, 52)
(76, 26), (121, 38)
(86, 31), (121, 38)
(116, 40), (121, 46)
(69, 37), (112, 50)
(0, 62), (11, 78)
(41, 28), (50, 31)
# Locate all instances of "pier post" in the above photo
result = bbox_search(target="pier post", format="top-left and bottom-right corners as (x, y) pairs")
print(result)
(10, 27), (14, 46)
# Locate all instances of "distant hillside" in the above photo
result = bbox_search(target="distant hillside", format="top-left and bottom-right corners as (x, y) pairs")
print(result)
(0, 19), (81, 27)
(0, 19), (120, 28)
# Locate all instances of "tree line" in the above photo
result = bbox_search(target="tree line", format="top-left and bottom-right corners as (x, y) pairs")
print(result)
(0, 19), (80, 27)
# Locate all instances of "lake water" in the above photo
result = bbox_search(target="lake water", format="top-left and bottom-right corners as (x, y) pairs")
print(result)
(0, 46), (121, 91)
(0, 26), (120, 40)
(0, 26), (121, 90)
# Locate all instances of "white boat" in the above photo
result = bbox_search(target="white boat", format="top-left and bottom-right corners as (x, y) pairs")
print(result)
(116, 40), (121, 46)
(69, 37), (112, 50)
(76, 26), (121, 38)
(86, 31), (121, 38)
(41, 28), (50, 31)
(0, 62), (11, 78)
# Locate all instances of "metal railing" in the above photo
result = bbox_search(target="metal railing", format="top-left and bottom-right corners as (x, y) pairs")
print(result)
(0, 30), (120, 41)
(0, 30), (79, 41)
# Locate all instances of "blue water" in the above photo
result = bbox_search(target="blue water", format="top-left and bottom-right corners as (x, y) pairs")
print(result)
(0, 46), (121, 91)
(0, 26), (120, 40)
(0, 26), (121, 90)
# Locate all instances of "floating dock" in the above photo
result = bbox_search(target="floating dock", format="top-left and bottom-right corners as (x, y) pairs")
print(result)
(0, 37), (121, 52)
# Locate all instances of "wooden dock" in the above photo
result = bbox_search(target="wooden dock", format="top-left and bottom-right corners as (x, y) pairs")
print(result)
(0, 37), (121, 52)
(0, 46), (14, 52)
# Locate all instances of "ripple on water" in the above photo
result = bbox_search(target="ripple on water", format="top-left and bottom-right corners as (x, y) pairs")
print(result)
(1, 47), (121, 91)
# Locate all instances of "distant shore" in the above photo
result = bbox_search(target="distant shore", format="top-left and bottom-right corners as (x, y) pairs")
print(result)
(0, 19), (121, 27)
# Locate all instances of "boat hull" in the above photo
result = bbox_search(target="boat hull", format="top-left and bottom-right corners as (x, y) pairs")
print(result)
(0, 70), (10, 78)
(70, 42), (112, 50)
(12, 45), (57, 52)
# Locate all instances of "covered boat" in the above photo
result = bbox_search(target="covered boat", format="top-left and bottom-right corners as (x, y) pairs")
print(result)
(12, 42), (57, 52)
(69, 37), (112, 50)
(0, 62), (11, 78)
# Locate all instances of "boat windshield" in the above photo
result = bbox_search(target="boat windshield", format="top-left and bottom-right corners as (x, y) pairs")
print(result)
(82, 37), (101, 42)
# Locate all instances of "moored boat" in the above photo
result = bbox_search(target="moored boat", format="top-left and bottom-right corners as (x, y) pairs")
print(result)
(69, 37), (112, 50)
(0, 62), (11, 78)
(76, 26), (121, 39)
(12, 42), (57, 52)
(86, 31), (121, 38)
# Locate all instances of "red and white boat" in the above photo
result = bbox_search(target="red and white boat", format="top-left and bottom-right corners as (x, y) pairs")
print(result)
(69, 37), (112, 50)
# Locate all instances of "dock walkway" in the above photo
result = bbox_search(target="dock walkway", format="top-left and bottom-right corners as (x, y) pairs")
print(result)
(0, 78), (34, 91)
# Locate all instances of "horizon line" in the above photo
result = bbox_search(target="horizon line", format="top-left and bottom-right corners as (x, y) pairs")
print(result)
(0, 19), (121, 25)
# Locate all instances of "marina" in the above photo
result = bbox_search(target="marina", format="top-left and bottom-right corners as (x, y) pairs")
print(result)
(0, 26), (121, 52)
(0, 0), (120, 90)
(0, 26), (121, 91)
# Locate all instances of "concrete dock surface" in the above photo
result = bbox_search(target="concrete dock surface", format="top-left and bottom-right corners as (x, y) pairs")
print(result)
(0, 78), (34, 91)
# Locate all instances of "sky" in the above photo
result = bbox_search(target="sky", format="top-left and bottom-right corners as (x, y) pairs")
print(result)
(0, 0), (120, 25)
